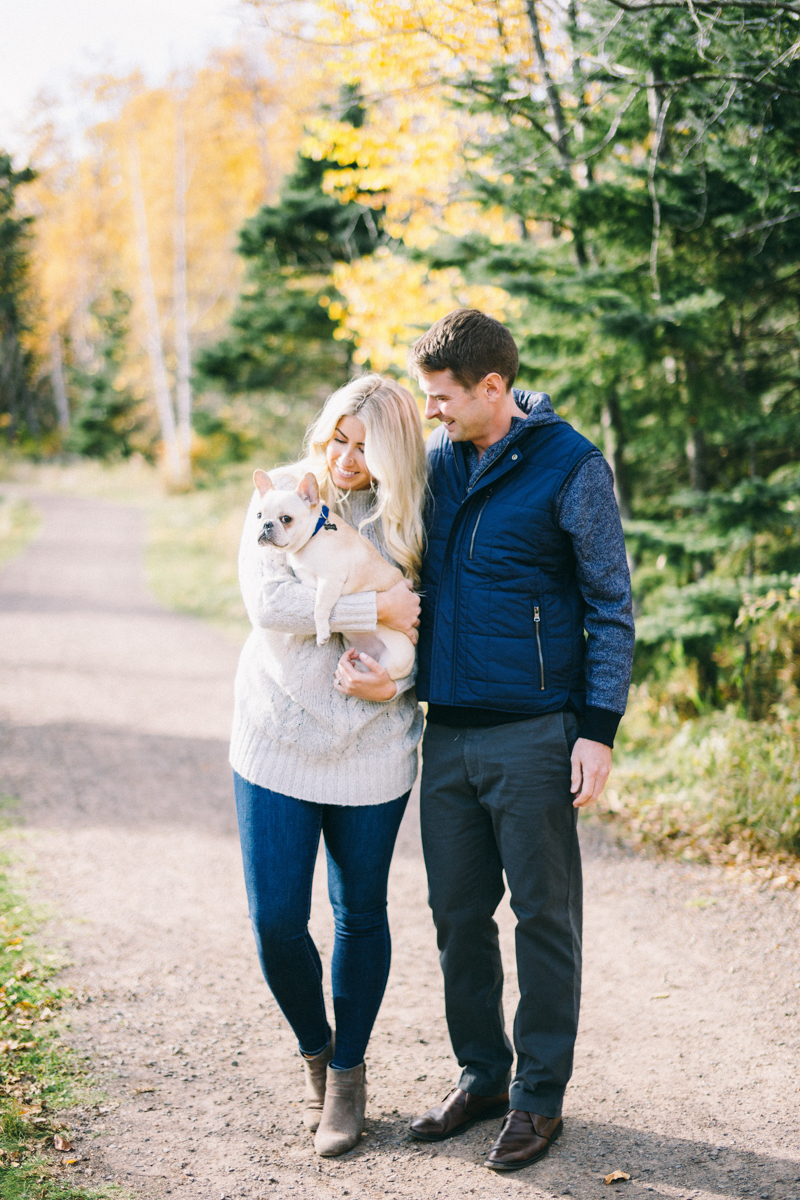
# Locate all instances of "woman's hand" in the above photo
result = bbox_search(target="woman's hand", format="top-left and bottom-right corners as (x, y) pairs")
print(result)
(334, 648), (398, 701)
(376, 580), (421, 644)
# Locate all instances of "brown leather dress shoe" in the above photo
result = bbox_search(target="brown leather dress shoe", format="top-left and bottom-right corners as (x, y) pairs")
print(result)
(409, 1088), (509, 1142)
(484, 1109), (563, 1171)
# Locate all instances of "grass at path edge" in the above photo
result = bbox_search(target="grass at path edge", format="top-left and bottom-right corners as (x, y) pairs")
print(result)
(598, 696), (800, 894)
(0, 497), (41, 572)
(0, 815), (115, 1200)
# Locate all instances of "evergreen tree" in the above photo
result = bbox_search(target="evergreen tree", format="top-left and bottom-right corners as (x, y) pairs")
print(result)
(412, 4), (800, 708)
(0, 152), (41, 441)
(427, 3), (800, 508)
(65, 290), (144, 460)
(196, 98), (387, 393)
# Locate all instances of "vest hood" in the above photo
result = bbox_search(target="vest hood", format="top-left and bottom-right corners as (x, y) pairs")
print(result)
(512, 388), (564, 429)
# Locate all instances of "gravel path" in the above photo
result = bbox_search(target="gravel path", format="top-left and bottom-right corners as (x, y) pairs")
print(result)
(0, 489), (799, 1200)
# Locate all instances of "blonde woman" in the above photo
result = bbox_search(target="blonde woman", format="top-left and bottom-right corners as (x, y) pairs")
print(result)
(230, 375), (426, 1157)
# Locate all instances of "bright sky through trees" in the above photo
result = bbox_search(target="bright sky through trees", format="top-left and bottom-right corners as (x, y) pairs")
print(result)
(0, 0), (251, 151)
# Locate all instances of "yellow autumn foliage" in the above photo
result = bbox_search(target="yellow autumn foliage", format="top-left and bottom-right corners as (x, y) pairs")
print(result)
(22, 45), (318, 441)
(330, 249), (520, 376)
(247, 0), (562, 372)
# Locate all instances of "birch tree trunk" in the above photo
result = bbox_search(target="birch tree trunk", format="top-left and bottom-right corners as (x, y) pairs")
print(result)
(49, 331), (70, 433)
(173, 102), (193, 472)
(128, 132), (185, 486)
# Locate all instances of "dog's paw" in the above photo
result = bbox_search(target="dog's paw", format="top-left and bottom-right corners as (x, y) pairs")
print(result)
(316, 632), (331, 647)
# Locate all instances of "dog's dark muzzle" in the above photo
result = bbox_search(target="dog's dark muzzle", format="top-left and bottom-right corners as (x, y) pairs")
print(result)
(257, 521), (276, 546)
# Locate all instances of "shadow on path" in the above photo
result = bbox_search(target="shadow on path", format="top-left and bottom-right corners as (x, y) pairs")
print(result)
(0, 721), (236, 835)
(404, 1118), (800, 1199)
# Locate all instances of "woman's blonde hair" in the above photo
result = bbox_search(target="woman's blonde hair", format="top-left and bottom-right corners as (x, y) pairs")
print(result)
(285, 374), (427, 584)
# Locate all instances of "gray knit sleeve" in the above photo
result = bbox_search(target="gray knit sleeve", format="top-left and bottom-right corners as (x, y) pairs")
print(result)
(238, 492), (378, 636)
(388, 664), (417, 700)
(556, 456), (634, 719)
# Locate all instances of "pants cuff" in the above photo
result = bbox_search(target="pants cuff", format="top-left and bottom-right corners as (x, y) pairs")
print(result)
(509, 1081), (564, 1118)
(458, 1067), (512, 1097)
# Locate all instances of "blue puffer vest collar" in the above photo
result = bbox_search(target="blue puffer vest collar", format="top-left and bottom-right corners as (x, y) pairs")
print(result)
(417, 390), (601, 713)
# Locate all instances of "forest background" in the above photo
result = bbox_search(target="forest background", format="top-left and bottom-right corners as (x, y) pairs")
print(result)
(2, 0), (800, 886)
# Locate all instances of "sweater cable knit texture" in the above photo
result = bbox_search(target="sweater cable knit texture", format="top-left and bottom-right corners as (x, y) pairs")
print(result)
(230, 484), (423, 806)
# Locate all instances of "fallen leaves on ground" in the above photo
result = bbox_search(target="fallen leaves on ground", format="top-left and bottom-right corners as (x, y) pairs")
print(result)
(604, 1170), (632, 1184)
(53, 1133), (74, 1152)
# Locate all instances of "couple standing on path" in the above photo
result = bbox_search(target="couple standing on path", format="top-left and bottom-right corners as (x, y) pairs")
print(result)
(230, 310), (635, 1171)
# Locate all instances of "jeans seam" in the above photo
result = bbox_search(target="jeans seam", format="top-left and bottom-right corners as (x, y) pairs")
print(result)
(299, 805), (327, 1043)
(303, 804), (324, 935)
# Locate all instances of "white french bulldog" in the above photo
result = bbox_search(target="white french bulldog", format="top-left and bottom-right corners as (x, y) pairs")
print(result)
(252, 469), (416, 681)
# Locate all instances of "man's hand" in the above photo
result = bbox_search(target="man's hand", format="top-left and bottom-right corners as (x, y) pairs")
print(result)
(376, 580), (421, 644)
(334, 648), (397, 702)
(570, 737), (612, 808)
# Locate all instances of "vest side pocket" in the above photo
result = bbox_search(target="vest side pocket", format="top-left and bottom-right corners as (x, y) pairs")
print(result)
(533, 603), (546, 691)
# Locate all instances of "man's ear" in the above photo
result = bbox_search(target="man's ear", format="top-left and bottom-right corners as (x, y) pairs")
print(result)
(483, 372), (506, 402)
(296, 472), (320, 507)
(253, 469), (273, 497)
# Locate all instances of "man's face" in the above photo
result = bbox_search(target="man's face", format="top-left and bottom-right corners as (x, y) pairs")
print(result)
(416, 369), (492, 444)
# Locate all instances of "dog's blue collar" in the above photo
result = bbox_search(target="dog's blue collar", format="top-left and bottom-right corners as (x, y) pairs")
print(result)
(311, 505), (337, 538)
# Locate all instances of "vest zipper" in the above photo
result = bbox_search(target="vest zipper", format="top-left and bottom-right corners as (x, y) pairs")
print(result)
(468, 491), (492, 560)
(534, 605), (545, 690)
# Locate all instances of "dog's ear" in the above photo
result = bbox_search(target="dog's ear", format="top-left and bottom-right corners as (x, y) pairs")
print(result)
(296, 472), (320, 508)
(253, 469), (273, 497)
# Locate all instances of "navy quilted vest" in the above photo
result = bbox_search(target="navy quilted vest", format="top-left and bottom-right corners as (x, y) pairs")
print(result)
(417, 417), (600, 713)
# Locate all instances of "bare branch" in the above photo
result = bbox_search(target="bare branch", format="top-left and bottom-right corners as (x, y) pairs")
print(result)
(525, 0), (572, 166)
(472, 86), (638, 175)
(677, 81), (737, 161)
(459, 79), (558, 149)
(726, 212), (800, 238)
(646, 71), (800, 99)
(685, 0), (711, 57)
(603, 0), (800, 18)
(648, 87), (675, 302)
(572, 86), (642, 163)
(753, 34), (800, 80)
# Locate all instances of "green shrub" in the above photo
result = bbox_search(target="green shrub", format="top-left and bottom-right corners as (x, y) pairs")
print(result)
(604, 703), (800, 878)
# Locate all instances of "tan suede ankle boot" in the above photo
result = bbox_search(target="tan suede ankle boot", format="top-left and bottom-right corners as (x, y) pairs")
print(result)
(301, 1039), (334, 1131)
(313, 1063), (367, 1156)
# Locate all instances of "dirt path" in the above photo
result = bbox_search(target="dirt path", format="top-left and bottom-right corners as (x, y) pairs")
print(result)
(1, 488), (799, 1200)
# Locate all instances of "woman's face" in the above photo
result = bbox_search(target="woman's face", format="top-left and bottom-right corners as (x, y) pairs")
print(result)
(325, 415), (372, 491)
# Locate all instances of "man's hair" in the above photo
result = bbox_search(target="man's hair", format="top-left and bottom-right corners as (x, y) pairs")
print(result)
(408, 308), (519, 390)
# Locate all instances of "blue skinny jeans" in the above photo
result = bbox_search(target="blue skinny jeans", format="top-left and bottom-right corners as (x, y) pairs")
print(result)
(233, 773), (409, 1070)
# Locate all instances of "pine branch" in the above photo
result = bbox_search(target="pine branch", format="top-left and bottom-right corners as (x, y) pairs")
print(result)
(604, 0), (800, 17)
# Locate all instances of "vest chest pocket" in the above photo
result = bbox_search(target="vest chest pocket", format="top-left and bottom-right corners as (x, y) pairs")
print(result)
(468, 489), (493, 560)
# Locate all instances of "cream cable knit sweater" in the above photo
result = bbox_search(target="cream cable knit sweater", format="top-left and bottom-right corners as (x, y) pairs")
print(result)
(230, 485), (423, 805)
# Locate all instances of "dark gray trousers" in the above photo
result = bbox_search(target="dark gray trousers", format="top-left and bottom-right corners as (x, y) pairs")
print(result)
(420, 711), (582, 1117)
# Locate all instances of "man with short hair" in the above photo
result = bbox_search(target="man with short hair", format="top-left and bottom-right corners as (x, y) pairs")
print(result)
(407, 309), (634, 1172)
